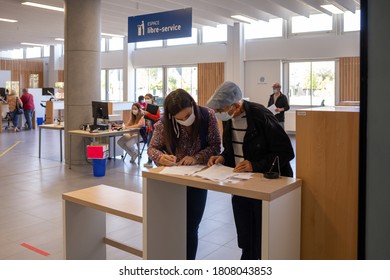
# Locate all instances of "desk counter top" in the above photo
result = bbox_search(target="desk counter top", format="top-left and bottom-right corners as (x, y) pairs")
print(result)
(143, 167), (301, 201)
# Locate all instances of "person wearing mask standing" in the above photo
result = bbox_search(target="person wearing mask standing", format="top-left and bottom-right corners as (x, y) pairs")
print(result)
(7, 90), (23, 132)
(143, 93), (160, 168)
(207, 81), (294, 260)
(267, 82), (290, 129)
(20, 88), (35, 129)
(147, 89), (221, 259)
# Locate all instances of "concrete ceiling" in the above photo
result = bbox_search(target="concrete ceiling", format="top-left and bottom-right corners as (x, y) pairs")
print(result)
(0, 0), (360, 52)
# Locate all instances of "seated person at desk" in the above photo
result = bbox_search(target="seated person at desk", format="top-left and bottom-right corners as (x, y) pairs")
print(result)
(112, 103), (145, 163)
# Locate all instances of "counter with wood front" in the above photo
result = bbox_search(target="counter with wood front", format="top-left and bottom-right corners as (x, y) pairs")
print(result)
(296, 106), (359, 259)
(142, 167), (302, 260)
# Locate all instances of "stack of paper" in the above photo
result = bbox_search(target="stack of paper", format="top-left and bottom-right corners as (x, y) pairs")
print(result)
(193, 164), (254, 182)
(159, 164), (254, 183)
(159, 165), (206, 176)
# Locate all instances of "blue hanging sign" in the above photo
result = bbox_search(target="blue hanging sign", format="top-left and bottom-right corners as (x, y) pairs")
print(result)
(128, 8), (192, 43)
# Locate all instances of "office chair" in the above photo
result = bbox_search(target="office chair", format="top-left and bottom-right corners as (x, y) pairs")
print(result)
(121, 127), (148, 161)
(3, 112), (13, 130)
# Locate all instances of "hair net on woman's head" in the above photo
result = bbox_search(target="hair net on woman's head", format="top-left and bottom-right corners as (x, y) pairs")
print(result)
(206, 81), (242, 110)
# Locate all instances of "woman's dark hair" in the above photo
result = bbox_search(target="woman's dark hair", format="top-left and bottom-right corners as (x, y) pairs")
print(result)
(130, 102), (143, 125)
(138, 95), (144, 103)
(163, 89), (200, 153)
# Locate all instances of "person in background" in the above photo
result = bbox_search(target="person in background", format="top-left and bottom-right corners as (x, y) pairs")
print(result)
(147, 89), (221, 259)
(267, 82), (290, 129)
(137, 95), (146, 110)
(143, 93), (160, 168)
(7, 90), (23, 132)
(207, 81), (294, 260)
(20, 88), (35, 130)
(4, 89), (9, 102)
(113, 103), (145, 163)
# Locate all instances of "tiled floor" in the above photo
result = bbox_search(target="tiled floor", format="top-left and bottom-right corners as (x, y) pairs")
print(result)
(0, 125), (295, 260)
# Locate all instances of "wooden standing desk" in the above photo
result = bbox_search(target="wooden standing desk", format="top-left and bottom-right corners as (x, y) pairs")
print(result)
(142, 167), (302, 260)
(45, 100), (64, 124)
(68, 128), (141, 168)
(39, 124), (64, 162)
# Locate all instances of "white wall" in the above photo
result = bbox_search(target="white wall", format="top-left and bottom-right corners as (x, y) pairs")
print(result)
(244, 60), (281, 106)
(132, 43), (227, 67)
(246, 32), (360, 60)
(0, 70), (11, 87)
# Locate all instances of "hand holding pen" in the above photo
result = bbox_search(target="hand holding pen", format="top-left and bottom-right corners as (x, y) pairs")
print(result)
(158, 151), (177, 166)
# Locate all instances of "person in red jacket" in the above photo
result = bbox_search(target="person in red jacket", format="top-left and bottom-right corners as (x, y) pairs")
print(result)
(143, 93), (160, 168)
(20, 88), (35, 129)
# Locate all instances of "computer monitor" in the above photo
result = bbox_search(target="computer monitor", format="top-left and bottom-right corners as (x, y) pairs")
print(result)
(0, 88), (5, 101)
(42, 87), (55, 97)
(92, 101), (109, 126)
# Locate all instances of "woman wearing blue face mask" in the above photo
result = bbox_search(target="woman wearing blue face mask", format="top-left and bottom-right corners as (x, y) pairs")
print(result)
(267, 82), (290, 129)
(147, 88), (221, 259)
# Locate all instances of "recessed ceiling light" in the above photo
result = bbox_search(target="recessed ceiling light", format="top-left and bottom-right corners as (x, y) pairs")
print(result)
(21, 42), (47, 47)
(321, 4), (344, 14)
(55, 38), (64, 41)
(231, 15), (258, 24)
(22, 2), (64, 12)
(0, 17), (18, 23)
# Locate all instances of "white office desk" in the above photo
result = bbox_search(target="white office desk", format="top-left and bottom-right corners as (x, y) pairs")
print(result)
(39, 124), (64, 161)
(142, 167), (302, 260)
(68, 128), (140, 168)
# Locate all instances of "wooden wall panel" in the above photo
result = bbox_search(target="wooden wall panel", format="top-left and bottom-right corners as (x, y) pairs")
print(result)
(297, 108), (359, 259)
(0, 58), (44, 93)
(58, 70), (64, 82)
(339, 57), (360, 103)
(197, 62), (224, 106)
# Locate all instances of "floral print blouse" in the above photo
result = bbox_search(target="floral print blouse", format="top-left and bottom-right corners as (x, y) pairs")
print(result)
(147, 106), (221, 165)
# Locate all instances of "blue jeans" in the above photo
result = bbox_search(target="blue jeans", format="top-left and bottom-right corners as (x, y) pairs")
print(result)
(10, 110), (21, 128)
(24, 109), (34, 129)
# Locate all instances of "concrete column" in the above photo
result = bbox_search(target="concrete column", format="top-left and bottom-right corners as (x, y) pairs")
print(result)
(64, 0), (101, 164)
(225, 23), (245, 91)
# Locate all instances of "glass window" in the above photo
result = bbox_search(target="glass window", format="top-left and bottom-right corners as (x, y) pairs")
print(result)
(108, 69), (123, 101)
(202, 24), (227, 43)
(108, 37), (124, 51)
(245, 18), (283, 40)
(135, 68), (163, 98)
(136, 40), (163, 49)
(344, 10), (360, 32)
(291, 14), (333, 34)
(288, 61), (335, 106)
(101, 38), (106, 52)
(166, 66), (198, 101)
(101, 70), (107, 100)
(25, 46), (42, 58)
(29, 74), (39, 88)
(167, 28), (198, 46)
(0, 48), (23, 59)
(43, 45), (50, 57)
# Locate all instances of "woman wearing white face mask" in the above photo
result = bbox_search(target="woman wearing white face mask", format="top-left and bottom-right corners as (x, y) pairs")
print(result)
(147, 88), (221, 259)
(267, 82), (290, 129)
(207, 81), (294, 260)
(143, 93), (161, 168)
(115, 103), (145, 163)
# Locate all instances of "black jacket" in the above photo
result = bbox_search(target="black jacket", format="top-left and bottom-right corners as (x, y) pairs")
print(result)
(267, 92), (290, 122)
(221, 100), (294, 177)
